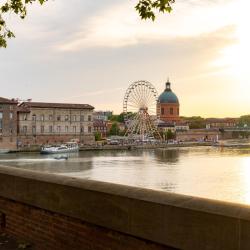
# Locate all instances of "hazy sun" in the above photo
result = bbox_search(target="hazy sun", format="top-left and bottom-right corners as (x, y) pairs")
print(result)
(216, 0), (250, 82)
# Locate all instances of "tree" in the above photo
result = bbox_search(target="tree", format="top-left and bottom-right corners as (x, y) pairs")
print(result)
(0, 0), (175, 48)
(165, 129), (175, 141)
(238, 115), (250, 127)
(182, 116), (206, 129)
(109, 122), (120, 136)
(94, 131), (102, 141)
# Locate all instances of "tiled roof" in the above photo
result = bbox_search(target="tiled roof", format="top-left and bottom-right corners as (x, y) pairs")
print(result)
(19, 102), (94, 110)
(93, 119), (107, 127)
(0, 97), (18, 104)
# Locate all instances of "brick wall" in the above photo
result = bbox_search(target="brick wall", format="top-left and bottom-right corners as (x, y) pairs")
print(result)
(0, 197), (175, 250)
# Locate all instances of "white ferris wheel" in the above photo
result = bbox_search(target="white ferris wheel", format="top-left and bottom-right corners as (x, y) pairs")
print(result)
(123, 80), (161, 140)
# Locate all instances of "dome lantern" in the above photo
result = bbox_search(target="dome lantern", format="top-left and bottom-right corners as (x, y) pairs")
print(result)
(158, 80), (179, 104)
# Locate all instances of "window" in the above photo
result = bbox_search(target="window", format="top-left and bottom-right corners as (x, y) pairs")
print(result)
(57, 126), (61, 133)
(10, 112), (13, 119)
(23, 114), (27, 121)
(88, 115), (92, 121)
(49, 115), (53, 121)
(49, 126), (53, 133)
(177, 108), (179, 115)
(65, 115), (69, 121)
(161, 108), (164, 115)
(40, 115), (45, 121)
(65, 126), (69, 133)
(32, 126), (36, 134)
(23, 126), (27, 134)
(81, 127), (84, 133)
(73, 126), (76, 133)
(88, 126), (92, 133)
(41, 126), (44, 134)
(0, 112), (3, 131)
(80, 115), (84, 122)
(57, 116), (61, 121)
(72, 115), (76, 122)
(170, 108), (174, 115)
(32, 114), (36, 121)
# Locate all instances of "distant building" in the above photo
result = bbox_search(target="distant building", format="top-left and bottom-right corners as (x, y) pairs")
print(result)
(93, 111), (113, 121)
(0, 97), (18, 150)
(157, 80), (180, 123)
(205, 118), (237, 129)
(17, 102), (95, 146)
(176, 129), (219, 142)
(158, 120), (189, 133)
(93, 119), (108, 138)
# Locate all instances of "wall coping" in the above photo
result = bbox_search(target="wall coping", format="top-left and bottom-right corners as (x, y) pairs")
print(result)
(1, 165), (250, 250)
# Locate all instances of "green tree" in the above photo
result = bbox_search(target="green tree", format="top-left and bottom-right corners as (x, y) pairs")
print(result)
(0, 0), (175, 48)
(238, 115), (250, 127)
(109, 122), (120, 136)
(165, 129), (175, 141)
(94, 131), (102, 141)
(136, 0), (175, 21)
(182, 116), (206, 129)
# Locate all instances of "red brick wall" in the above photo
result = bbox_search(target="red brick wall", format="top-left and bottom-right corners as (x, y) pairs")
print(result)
(157, 103), (180, 123)
(0, 197), (175, 250)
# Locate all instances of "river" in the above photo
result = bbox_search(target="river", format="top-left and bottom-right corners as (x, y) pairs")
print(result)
(1, 146), (250, 204)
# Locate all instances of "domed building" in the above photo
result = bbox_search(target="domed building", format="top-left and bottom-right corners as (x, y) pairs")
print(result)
(157, 80), (180, 123)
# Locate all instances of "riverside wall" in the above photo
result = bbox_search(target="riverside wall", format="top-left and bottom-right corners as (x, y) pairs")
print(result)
(1, 165), (250, 250)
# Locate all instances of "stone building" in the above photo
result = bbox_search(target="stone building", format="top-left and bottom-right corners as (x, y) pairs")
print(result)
(205, 118), (237, 129)
(0, 97), (18, 150)
(157, 80), (180, 123)
(93, 119), (108, 138)
(17, 102), (95, 146)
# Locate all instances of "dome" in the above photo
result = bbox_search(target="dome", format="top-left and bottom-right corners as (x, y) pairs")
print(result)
(158, 81), (179, 104)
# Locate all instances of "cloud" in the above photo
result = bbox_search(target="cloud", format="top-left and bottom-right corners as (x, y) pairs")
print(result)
(56, 0), (237, 51)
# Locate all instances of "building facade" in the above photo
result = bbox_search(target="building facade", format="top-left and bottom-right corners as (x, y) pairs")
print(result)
(0, 97), (18, 150)
(93, 119), (108, 138)
(157, 81), (180, 123)
(205, 118), (237, 129)
(93, 111), (113, 121)
(17, 102), (95, 146)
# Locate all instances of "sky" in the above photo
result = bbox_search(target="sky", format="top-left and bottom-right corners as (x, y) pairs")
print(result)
(0, 0), (249, 117)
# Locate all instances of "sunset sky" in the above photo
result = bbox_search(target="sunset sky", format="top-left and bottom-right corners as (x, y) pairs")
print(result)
(0, 0), (249, 117)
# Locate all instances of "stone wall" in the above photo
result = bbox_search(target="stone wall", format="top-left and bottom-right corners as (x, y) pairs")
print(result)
(0, 103), (18, 150)
(1, 165), (250, 250)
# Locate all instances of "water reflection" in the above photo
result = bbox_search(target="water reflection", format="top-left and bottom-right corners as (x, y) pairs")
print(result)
(1, 147), (250, 205)
(155, 148), (180, 164)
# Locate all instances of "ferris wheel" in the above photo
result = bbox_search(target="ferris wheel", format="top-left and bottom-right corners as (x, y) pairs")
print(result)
(123, 80), (161, 140)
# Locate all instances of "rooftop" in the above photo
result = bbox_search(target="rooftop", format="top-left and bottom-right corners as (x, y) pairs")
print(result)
(0, 97), (18, 104)
(19, 102), (94, 110)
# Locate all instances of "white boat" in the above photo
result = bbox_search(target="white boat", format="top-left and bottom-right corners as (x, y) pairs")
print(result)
(0, 149), (10, 154)
(41, 142), (79, 154)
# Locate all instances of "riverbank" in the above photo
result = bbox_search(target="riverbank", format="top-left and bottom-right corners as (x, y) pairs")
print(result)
(6, 141), (214, 154)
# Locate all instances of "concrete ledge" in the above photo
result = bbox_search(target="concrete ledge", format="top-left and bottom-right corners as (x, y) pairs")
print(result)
(1, 165), (250, 250)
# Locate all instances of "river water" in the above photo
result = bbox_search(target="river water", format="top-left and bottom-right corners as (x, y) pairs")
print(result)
(1, 146), (250, 204)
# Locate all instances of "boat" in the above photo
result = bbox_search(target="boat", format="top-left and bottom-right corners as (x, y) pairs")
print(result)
(0, 149), (10, 154)
(41, 142), (79, 154)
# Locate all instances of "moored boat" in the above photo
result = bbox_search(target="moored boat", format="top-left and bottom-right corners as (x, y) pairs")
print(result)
(0, 149), (10, 154)
(41, 142), (79, 154)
